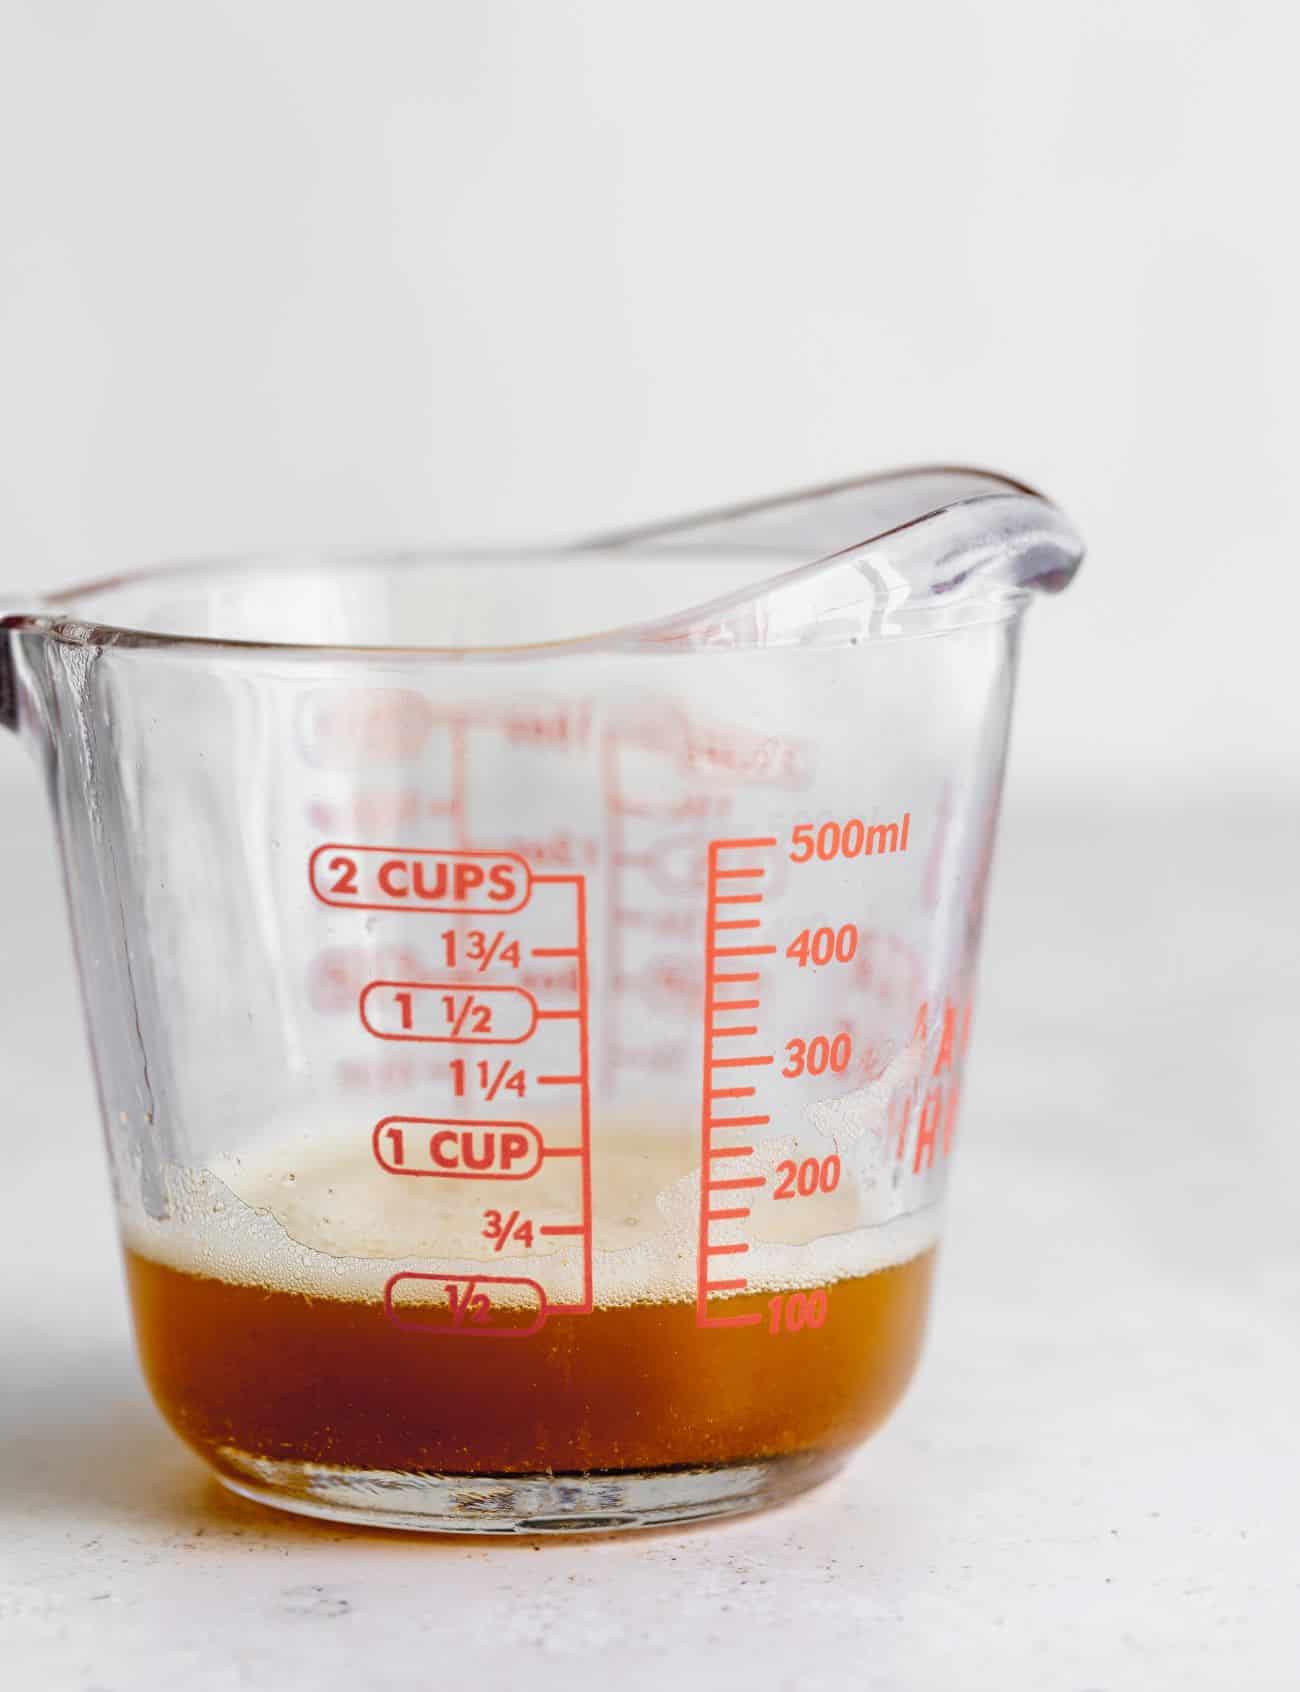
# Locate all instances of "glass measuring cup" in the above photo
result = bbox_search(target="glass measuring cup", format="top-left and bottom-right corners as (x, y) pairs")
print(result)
(1, 467), (1083, 1534)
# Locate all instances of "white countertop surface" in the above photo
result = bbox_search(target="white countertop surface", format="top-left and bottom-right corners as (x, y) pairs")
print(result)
(2, 776), (1297, 1691)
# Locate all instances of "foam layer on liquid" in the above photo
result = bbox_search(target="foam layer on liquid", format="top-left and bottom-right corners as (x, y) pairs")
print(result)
(121, 1125), (941, 1308)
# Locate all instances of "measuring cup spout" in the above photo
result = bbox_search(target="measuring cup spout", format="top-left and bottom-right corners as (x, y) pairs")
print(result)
(588, 465), (1084, 649)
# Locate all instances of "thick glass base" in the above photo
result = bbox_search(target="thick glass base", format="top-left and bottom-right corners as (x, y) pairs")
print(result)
(214, 1448), (844, 1535)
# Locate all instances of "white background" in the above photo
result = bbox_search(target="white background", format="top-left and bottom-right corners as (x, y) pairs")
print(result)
(1, 0), (1297, 800)
(1, 6), (1297, 1690)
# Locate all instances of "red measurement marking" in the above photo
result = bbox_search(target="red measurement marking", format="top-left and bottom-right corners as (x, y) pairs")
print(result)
(372, 1117), (544, 1181)
(483, 1061), (520, 1102)
(440, 927), (524, 975)
(574, 874), (593, 1314)
(450, 1057), (527, 1101)
(309, 844), (531, 914)
(355, 862), (592, 1335)
(360, 981), (538, 1044)
(483, 1208), (535, 1251)
(527, 873), (593, 1318)
(383, 1272), (546, 1338)
(697, 835), (775, 1330)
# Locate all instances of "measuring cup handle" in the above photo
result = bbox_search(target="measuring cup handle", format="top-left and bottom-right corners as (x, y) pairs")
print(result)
(0, 612), (45, 736)
(0, 620), (18, 732)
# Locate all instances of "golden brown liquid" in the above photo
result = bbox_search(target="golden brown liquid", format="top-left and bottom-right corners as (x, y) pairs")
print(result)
(124, 1247), (936, 1476)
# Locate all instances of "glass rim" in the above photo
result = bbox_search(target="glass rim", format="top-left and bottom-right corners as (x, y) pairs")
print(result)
(2, 469), (1082, 661)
